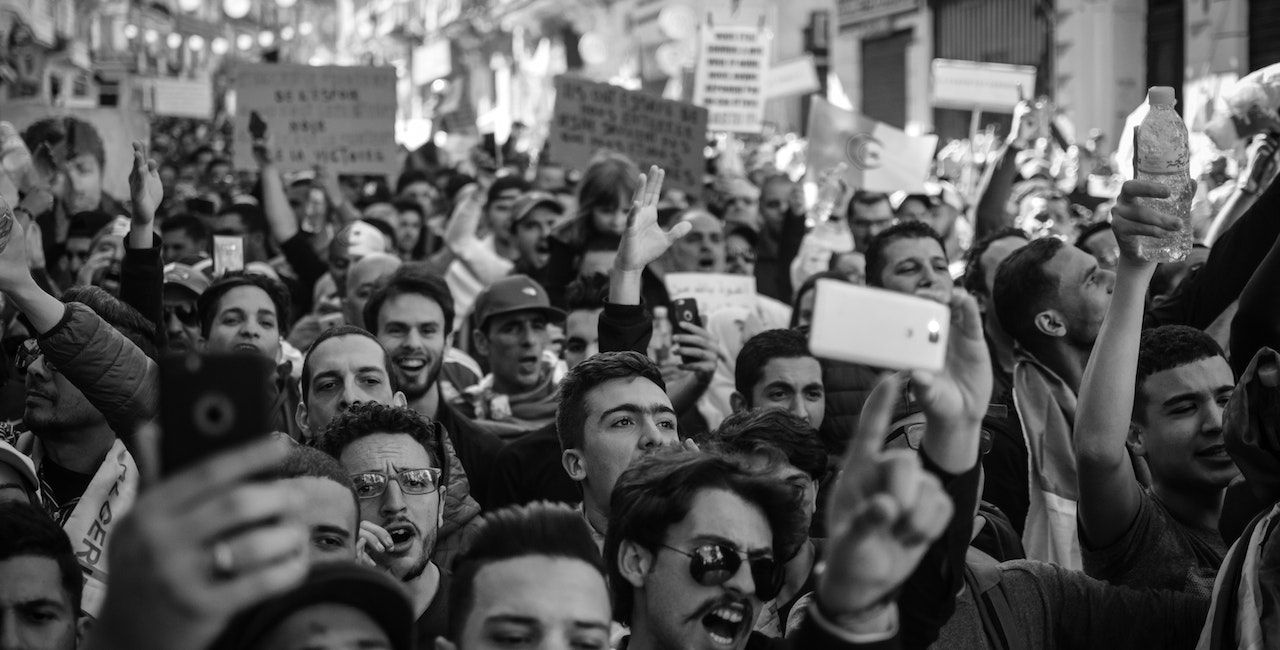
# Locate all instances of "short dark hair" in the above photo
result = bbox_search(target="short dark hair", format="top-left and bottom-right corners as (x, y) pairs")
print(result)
(576, 154), (640, 231)
(604, 450), (806, 625)
(734, 329), (814, 400)
(260, 446), (359, 521)
(363, 264), (455, 336)
(848, 190), (890, 216)
(67, 210), (114, 240)
(865, 220), (947, 288)
(391, 198), (425, 221)
(1135, 325), (1229, 418)
(961, 227), (1028, 297)
(556, 351), (666, 452)
(447, 502), (606, 639)
(697, 409), (828, 481)
(217, 203), (267, 235)
(301, 325), (391, 399)
(1075, 220), (1113, 251)
(993, 237), (1065, 348)
(564, 273), (609, 313)
(314, 403), (448, 486)
(395, 169), (433, 195)
(0, 501), (83, 612)
(160, 214), (211, 249)
(61, 286), (160, 360)
(789, 270), (848, 329)
(197, 271), (292, 337)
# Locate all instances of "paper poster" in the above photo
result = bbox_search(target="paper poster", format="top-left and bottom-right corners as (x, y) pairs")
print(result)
(548, 75), (708, 197)
(231, 64), (398, 177)
(693, 25), (769, 133)
(663, 272), (758, 316)
(806, 97), (938, 193)
(4, 106), (149, 203)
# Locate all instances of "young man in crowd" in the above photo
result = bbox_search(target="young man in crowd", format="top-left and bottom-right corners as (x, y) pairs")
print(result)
(848, 191), (895, 253)
(314, 403), (452, 646)
(1075, 180), (1237, 597)
(730, 329), (826, 431)
(483, 177), (530, 262)
(0, 440), (39, 505)
(341, 252), (401, 330)
(440, 501), (612, 650)
(0, 501), (86, 648)
(753, 174), (806, 303)
(864, 220), (953, 305)
(161, 262), (209, 354)
(260, 446), (362, 565)
(361, 267), (503, 504)
(159, 214), (210, 263)
(208, 203), (273, 265)
(558, 351), (681, 546)
(508, 191), (564, 276)
(196, 272), (299, 439)
(465, 274), (564, 436)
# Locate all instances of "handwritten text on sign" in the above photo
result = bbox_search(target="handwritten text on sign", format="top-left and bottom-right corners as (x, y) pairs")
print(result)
(232, 64), (398, 177)
(664, 272), (759, 316)
(549, 76), (708, 197)
(693, 26), (769, 134)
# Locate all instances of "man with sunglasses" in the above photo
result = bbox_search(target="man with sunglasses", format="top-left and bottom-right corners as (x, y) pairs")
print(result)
(315, 402), (452, 647)
(161, 262), (209, 354)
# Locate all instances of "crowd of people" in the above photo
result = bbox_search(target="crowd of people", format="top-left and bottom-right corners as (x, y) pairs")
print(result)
(1, 87), (1280, 650)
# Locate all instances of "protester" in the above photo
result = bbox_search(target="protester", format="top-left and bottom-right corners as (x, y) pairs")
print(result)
(0, 501), (85, 647)
(314, 403), (452, 646)
(730, 329), (825, 430)
(259, 445), (362, 564)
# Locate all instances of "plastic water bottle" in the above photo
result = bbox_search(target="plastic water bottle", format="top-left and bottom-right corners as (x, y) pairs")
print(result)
(1133, 87), (1195, 262)
(790, 165), (855, 288)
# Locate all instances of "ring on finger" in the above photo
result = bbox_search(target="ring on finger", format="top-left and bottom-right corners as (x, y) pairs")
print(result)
(211, 540), (236, 578)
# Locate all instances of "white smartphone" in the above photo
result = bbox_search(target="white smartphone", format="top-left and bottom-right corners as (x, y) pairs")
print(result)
(807, 279), (950, 372)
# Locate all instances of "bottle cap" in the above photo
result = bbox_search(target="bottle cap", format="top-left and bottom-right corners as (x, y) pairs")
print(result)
(1147, 87), (1176, 107)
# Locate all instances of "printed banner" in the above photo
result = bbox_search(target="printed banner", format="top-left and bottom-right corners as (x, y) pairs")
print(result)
(693, 25), (769, 133)
(548, 75), (708, 197)
(232, 64), (398, 177)
(664, 272), (758, 316)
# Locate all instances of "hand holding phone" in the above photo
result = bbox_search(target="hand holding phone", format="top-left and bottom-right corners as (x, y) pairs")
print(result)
(160, 353), (276, 476)
(807, 280), (950, 372)
(667, 298), (703, 365)
(213, 235), (245, 276)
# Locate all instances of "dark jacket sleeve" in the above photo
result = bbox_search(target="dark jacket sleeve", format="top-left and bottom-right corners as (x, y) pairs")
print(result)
(437, 404), (505, 510)
(485, 424), (579, 510)
(1228, 192), (1280, 375)
(39, 302), (159, 445)
(120, 233), (165, 349)
(279, 233), (330, 314)
(599, 301), (652, 355)
(974, 144), (1023, 240)
(1147, 175), (1280, 332)
(896, 455), (980, 650)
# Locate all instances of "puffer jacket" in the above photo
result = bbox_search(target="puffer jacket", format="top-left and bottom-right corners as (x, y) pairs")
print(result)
(816, 360), (881, 457)
(431, 431), (482, 573)
(39, 301), (158, 442)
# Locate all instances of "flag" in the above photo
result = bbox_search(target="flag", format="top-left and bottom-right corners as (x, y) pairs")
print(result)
(806, 97), (938, 193)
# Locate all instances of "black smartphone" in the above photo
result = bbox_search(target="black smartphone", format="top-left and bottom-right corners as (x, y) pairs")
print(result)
(185, 197), (216, 216)
(668, 298), (703, 364)
(160, 353), (276, 476)
(249, 110), (268, 140)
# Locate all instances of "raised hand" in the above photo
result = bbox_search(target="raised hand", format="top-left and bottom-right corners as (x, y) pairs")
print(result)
(909, 291), (993, 472)
(1008, 100), (1038, 148)
(443, 183), (485, 251)
(1110, 180), (1181, 265)
(0, 195), (34, 291)
(85, 439), (308, 650)
(817, 373), (953, 627)
(672, 320), (726, 384)
(129, 141), (163, 227)
(614, 167), (692, 273)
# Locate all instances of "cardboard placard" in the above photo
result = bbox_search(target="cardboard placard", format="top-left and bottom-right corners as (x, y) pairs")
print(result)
(231, 64), (398, 177)
(663, 272), (758, 316)
(3, 106), (149, 205)
(548, 76), (708, 197)
(931, 59), (1037, 112)
(693, 25), (769, 133)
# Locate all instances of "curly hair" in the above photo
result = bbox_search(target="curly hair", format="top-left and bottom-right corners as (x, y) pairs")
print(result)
(697, 408), (828, 481)
(313, 403), (447, 486)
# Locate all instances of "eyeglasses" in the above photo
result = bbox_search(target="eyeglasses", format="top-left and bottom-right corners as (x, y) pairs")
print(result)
(350, 469), (442, 499)
(14, 339), (54, 374)
(659, 542), (782, 601)
(886, 422), (994, 456)
(164, 304), (199, 327)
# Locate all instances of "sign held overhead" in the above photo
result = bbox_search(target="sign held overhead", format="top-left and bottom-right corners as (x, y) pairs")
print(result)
(931, 58), (1037, 112)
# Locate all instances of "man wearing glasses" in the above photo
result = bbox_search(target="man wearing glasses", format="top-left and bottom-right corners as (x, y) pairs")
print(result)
(315, 402), (452, 647)
(161, 262), (209, 354)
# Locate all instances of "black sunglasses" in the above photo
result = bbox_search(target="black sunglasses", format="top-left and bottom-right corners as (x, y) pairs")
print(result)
(164, 304), (200, 327)
(14, 339), (54, 374)
(660, 542), (782, 601)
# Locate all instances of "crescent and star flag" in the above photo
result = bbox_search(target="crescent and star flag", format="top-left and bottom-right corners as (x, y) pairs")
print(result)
(806, 97), (939, 194)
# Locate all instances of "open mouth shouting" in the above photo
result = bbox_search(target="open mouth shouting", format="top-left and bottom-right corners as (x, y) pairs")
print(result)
(382, 521), (418, 555)
(699, 600), (751, 647)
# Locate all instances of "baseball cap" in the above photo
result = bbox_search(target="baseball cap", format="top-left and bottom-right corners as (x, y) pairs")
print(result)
(0, 440), (37, 498)
(472, 275), (565, 330)
(487, 176), (531, 205)
(208, 563), (414, 650)
(509, 191), (564, 231)
(163, 262), (211, 297)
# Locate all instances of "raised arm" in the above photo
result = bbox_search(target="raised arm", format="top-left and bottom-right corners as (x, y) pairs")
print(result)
(121, 141), (165, 340)
(1074, 180), (1181, 548)
(974, 101), (1037, 239)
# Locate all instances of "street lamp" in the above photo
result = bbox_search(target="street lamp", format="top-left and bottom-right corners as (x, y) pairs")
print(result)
(223, 0), (251, 20)
(166, 33), (183, 49)
(276, 0), (297, 7)
(258, 30), (275, 48)
(211, 37), (230, 55)
(178, 0), (202, 13)
(236, 33), (254, 51)
(280, 26), (295, 41)
(189, 35), (205, 51)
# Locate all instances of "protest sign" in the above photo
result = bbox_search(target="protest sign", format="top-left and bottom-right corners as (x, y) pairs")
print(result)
(764, 56), (821, 100)
(5, 106), (149, 203)
(136, 77), (215, 119)
(231, 64), (398, 177)
(693, 25), (770, 133)
(931, 59), (1036, 112)
(548, 75), (708, 197)
(664, 272), (758, 316)
(806, 97), (937, 193)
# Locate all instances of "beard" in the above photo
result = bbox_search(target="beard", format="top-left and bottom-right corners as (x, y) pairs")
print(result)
(394, 353), (444, 401)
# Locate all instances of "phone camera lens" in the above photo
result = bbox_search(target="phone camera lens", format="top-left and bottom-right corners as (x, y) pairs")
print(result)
(193, 393), (236, 437)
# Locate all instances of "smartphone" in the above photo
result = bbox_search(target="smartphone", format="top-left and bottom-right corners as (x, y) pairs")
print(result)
(807, 280), (950, 372)
(160, 353), (276, 476)
(185, 197), (216, 216)
(213, 235), (245, 276)
(668, 298), (703, 364)
(249, 110), (268, 140)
